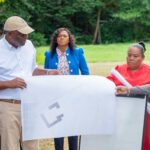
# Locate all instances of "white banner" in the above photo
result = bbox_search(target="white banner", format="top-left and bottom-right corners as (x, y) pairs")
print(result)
(21, 75), (116, 141)
(80, 96), (146, 150)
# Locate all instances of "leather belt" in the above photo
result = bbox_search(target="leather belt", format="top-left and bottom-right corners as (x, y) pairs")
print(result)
(0, 99), (21, 104)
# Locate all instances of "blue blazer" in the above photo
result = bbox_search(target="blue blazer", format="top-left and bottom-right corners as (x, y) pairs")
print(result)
(44, 47), (89, 75)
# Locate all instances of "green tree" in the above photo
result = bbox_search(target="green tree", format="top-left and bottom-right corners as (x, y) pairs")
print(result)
(114, 0), (150, 41)
(1, 0), (150, 44)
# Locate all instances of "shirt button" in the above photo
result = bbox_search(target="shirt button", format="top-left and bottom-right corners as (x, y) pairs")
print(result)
(70, 69), (73, 72)
(68, 61), (71, 64)
(66, 53), (69, 56)
(55, 62), (58, 65)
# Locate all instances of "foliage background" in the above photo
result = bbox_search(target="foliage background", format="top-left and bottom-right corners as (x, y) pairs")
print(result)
(0, 0), (150, 46)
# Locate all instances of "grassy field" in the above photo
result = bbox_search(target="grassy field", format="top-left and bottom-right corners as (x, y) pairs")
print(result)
(36, 42), (150, 65)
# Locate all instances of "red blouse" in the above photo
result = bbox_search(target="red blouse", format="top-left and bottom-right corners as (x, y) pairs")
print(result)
(107, 64), (150, 86)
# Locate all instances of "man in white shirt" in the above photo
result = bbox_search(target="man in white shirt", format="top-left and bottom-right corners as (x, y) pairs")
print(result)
(0, 16), (58, 150)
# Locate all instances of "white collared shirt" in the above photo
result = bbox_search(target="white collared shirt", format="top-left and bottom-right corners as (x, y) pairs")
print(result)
(0, 37), (37, 100)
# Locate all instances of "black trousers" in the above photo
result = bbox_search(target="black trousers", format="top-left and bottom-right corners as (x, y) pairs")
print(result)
(54, 136), (78, 150)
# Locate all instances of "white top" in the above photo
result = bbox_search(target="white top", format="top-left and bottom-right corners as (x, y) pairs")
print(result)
(0, 37), (37, 100)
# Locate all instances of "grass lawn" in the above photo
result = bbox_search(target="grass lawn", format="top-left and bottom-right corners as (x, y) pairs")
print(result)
(36, 42), (150, 65)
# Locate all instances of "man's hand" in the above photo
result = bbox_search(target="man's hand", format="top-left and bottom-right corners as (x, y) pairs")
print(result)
(47, 70), (59, 75)
(116, 86), (130, 95)
(8, 77), (27, 89)
(32, 67), (59, 75)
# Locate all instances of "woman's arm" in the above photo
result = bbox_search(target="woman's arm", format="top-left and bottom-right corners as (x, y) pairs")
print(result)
(131, 84), (150, 95)
(78, 48), (89, 75)
(116, 84), (150, 95)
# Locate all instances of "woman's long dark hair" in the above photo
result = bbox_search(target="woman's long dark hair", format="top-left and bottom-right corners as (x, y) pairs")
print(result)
(50, 28), (76, 57)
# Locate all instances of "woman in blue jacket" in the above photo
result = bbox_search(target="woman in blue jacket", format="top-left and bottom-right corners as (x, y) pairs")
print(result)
(44, 27), (89, 150)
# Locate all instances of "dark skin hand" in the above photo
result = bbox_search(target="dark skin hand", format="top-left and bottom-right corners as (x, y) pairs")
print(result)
(8, 77), (27, 89)
(32, 68), (59, 76)
(0, 77), (27, 90)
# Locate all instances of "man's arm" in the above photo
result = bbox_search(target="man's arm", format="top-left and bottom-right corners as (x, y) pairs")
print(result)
(0, 77), (27, 90)
(32, 67), (59, 76)
(0, 68), (59, 90)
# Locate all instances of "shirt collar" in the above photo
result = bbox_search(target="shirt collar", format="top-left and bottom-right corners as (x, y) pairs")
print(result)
(127, 64), (143, 72)
(56, 47), (67, 56)
(3, 36), (13, 49)
(3, 35), (19, 51)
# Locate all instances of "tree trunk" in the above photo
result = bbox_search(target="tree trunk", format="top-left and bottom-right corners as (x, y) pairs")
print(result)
(133, 19), (138, 41)
(92, 8), (101, 44)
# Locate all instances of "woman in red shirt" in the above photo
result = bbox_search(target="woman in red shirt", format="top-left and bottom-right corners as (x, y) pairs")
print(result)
(107, 42), (150, 150)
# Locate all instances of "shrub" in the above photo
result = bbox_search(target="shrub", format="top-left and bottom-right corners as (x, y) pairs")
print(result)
(29, 32), (47, 47)
(75, 35), (93, 44)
